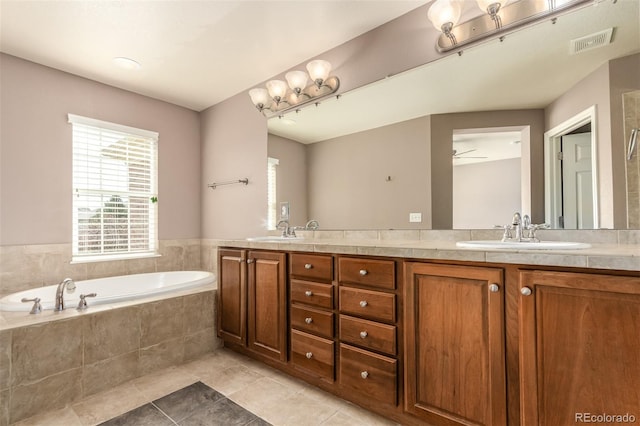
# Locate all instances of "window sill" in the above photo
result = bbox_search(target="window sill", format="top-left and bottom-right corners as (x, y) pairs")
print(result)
(70, 252), (161, 264)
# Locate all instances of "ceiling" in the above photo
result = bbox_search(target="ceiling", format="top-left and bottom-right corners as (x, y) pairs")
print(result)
(0, 0), (429, 112)
(268, 0), (640, 143)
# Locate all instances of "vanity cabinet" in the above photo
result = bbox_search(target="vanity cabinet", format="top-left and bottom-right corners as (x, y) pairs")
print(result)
(518, 270), (640, 426)
(337, 256), (400, 407)
(217, 249), (287, 363)
(404, 262), (507, 426)
(289, 253), (336, 381)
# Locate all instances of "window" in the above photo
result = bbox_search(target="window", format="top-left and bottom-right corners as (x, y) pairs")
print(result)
(69, 114), (158, 261)
(267, 157), (279, 230)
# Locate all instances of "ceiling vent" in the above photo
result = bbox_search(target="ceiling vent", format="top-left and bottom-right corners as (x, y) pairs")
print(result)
(570, 28), (614, 55)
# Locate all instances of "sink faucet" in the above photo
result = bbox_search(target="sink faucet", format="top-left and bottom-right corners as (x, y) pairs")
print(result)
(276, 220), (295, 237)
(512, 212), (523, 241)
(54, 278), (76, 311)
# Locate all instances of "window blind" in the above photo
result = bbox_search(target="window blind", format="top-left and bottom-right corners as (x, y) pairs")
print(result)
(69, 114), (158, 261)
(267, 157), (279, 230)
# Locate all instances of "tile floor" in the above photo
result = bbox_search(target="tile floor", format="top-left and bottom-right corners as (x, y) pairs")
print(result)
(12, 348), (397, 426)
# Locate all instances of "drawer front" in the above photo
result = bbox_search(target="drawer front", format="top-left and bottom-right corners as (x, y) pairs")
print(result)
(291, 330), (335, 381)
(290, 254), (333, 282)
(291, 280), (334, 309)
(339, 344), (397, 405)
(338, 257), (396, 290)
(291, 305), (334, 339)
(340, 315), (396, 356)
(339, 287), (396, 323)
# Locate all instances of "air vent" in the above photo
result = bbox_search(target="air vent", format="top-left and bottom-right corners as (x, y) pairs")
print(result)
(570, 28), (614, 55)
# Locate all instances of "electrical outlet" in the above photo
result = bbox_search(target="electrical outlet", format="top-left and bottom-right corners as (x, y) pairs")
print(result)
(409, 212), (422, 223)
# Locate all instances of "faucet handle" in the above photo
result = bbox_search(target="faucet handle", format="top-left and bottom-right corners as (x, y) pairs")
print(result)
(21, 297), (42, 314)
(494, 224), (512, 242)
(527, 223), (550, 242)
(77, 293), (97, 310)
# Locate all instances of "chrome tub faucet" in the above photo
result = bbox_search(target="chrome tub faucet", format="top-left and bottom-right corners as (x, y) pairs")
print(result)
(54, 278), (75, 311)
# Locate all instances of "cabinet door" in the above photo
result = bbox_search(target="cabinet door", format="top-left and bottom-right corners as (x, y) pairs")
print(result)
(404, 262), (507, 426)
(217, 249), (247, 345)
(519, 271), (640, 426)
(248, 251), (287, 362)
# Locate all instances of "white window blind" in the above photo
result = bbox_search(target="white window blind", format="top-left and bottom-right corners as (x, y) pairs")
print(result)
(267, 157), (279, 230)
(69, 114), (158, 261)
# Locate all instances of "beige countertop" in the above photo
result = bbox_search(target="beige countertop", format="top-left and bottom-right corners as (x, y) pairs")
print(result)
(214, 230), (640, 272)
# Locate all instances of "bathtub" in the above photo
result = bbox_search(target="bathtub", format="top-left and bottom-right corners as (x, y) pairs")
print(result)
(0, 270), (216, 312)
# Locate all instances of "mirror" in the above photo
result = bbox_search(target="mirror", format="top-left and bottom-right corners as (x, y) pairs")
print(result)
(267, 1), (640, 230)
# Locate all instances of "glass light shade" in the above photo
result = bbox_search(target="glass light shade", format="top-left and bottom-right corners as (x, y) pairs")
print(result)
(476, 0), (507, 13)
(428, 0), (462, 31)
(249, 88), (269, 107)
(266, 80), (288, 100)
(285, 70), (309, 92)
(306, 60), (332, 84)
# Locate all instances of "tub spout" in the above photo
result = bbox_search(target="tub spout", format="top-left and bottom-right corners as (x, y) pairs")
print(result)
(54, 278), (75, 311)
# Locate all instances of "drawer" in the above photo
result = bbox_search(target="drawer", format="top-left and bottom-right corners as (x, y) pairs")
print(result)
(291, 305), (334, 339)
(291, 280), (334, 309)
(340, 315), (396, 356)
(338, 257), (395, 290)
(340, 287), (396, 323)
(339, 344), (397, 405)
(290, 253), (333, 282)
(291, 330), (335, 381)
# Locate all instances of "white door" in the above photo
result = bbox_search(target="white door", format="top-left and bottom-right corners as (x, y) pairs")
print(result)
(562, 133), (594, 229)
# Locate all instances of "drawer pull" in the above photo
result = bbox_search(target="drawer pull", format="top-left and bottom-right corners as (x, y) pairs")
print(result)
(359, 269), (368, 276)
(359, 300), (368, 308)
(304, 263), (313, 270)
(360, 371), (369, 379)
(305, 352), (313, 359)
(360, 331), (368, 339)
(305, 290), (313, 297)
(521, 287), (532, 296)
(305, 317), (313, 324)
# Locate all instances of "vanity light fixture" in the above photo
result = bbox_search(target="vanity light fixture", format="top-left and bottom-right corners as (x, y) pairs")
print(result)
(427, 0), (591, 52)
(249, 59), (340, 117)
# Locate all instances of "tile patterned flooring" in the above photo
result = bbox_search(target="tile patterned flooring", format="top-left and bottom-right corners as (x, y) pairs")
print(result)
(13, 348), (397, 426)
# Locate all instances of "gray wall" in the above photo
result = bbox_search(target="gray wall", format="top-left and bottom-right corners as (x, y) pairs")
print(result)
(268, 134), (308, 227)
(0, 54), (201, 245)
(306, 116), (431, 229)
(453, 158), (521, 229)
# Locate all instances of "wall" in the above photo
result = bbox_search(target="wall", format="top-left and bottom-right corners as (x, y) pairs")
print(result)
(200, 93), (268, 239)
(623, 90), (640, 228)
(453, 158), (521, 228)
(0, 54), (201, 245)
(306, 116), (431, 229)
(0, 54), (202, 295)
(267, 135), (308, 227)
(430, 109), (545, 229)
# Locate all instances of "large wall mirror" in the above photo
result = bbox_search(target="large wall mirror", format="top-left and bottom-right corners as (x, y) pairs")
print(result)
(267, 1), (639, 230)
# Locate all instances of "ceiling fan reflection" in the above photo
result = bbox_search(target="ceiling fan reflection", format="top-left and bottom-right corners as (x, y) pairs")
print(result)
(452, 149), (488, 159)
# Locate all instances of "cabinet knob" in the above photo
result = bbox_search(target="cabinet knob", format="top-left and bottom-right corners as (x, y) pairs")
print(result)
(305, 352), (313, 359)
(521, 287), (533, 296)
(247, 259), (254, 264)
(360, 331), (368, 339)
(304, 290), (313, 297)
(304, 263), (313, 270)
(305, 317), (313, 324)
(360, 371), (369, 379)
(489, 283), (500, 293)
(359, 300), (368, 308)
(359, 269), (368, 276)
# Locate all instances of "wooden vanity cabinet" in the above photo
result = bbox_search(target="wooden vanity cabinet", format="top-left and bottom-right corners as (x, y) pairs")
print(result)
(518, 270), (640, 426)
(217, 249), (287, 363)
(289, 253), (336, 381)
(404, 262), (507, 426)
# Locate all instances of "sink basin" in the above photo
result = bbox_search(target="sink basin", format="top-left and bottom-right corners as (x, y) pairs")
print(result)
(456, 240), (591, 250)
(246, 236), (305, 242)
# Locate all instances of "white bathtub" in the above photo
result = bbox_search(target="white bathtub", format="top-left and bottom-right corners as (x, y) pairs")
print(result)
(0, 271), (216, 312)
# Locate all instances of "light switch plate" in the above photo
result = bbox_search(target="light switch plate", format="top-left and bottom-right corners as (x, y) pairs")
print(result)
(409, 212), (422, 223)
